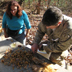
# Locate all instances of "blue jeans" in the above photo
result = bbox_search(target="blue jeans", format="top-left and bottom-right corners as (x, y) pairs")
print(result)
(11, 31), (26, 45)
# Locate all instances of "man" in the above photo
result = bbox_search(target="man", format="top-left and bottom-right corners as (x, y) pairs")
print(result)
(31, 6), (72, 66)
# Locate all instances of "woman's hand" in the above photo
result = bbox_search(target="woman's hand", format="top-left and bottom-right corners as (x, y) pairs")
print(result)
(25, 29), (30, 37)
(3, 28), (8, 38)
(25, 33), (29, 37)
(4, 32), (8, 38)
(31, 43), (39, 53)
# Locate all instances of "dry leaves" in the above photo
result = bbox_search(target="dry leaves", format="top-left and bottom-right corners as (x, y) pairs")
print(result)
(1, 47), (57, 72)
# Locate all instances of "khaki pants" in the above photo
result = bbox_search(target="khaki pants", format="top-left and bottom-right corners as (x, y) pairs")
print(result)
(50, 50), (68, 65)
(40, 41), (68, 66)
(50, 52), (64, 65)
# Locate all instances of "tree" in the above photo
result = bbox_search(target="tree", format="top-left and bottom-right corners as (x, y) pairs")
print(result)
(36, 0), (41, 14)
(18, 0), (24, 6)
(47, 0), (51, 8)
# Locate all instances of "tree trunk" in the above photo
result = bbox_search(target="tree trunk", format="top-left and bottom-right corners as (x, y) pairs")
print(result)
(69, 0), (71, 2)
(47, 0), (51, 8)
(29, 0), (30, 9)
(36, 0), (41, 14)
(23, 0), (25, 9)
(58, 0), (59, 4)
(18, 0), (24, 6)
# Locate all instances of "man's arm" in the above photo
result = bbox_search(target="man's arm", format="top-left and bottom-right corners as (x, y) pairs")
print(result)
(31, 22), (46, 53)
(33, 22), (46, 44)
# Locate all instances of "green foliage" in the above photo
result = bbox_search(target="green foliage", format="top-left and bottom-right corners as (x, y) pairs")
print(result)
(11, 0), (72, 13)
(15, 0), (20, 2)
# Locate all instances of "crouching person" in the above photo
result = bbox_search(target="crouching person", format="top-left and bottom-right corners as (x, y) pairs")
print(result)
(31, 6), (72, 66)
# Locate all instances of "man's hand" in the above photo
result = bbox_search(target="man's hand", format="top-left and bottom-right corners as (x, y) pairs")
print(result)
(31, 43), (39, 53)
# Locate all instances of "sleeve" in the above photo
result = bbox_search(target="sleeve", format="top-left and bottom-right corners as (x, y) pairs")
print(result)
(43, 24), (72, 53)
(43, 36), (72, 53)
(22, 10), (31, 29)
(2, 12), (7, 28)
(33, 22), (46, 44)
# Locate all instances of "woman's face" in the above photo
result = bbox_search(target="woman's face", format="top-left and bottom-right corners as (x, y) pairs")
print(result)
(10, 5), (17, 16)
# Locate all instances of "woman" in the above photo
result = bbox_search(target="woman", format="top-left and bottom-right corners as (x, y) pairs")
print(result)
(2, 1), (31, 45)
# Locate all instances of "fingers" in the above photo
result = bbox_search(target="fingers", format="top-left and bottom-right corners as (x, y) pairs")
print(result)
(34, 49), (37, 53)
(31, 44), (39, 53)
(31, 46), (37, 53)
(5, 34), (8, 38)
(5, 36), (8, 38)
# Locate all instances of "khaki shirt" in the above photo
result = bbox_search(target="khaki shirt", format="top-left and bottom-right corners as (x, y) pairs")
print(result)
(33, 15), (72, 53)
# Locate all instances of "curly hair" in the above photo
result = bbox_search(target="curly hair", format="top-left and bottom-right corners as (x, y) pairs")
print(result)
(42, 6), (62, 26)
(6, 1), (22, 19)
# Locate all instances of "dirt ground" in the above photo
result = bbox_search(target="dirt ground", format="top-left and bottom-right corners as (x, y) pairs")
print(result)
(0, 9), (72, 72)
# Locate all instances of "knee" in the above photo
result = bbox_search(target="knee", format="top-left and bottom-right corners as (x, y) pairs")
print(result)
(50, 54), (63, 65)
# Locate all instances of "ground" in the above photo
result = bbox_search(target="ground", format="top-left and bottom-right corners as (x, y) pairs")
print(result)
(0, 9), (72, 71)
